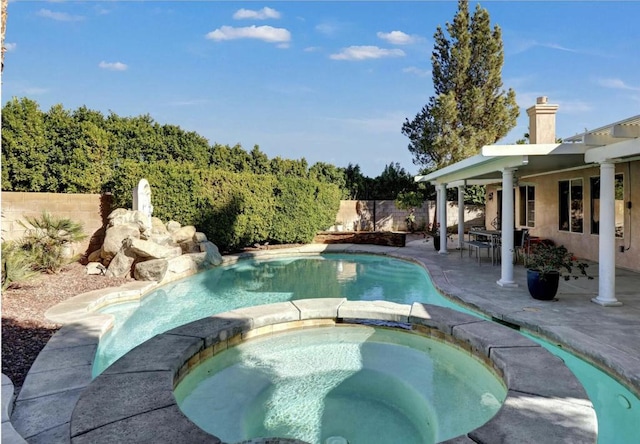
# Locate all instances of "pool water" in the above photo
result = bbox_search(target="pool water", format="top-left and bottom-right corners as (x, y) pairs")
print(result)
(94, 253), (640, 444)
(174, 326), (506, 444)
(94, 254), (461, 376)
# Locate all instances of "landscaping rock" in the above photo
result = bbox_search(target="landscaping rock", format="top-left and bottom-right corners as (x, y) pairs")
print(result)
(167, 255), (198, 275)
(86, 262), (106, 276)
(193, 232), (208, 243)
(171, 226), (196, 244)
(87, 249), (102, 263)
(166, 221), (181, 233)
(101, 225), (140, 261)
(128, 239), (182, 260)
(200, 241), (222, 266)
(179, 240), (200, 254)
(134, 259), (168, 282)
(151, 217), (168, 235)
(105, 250), (136, 278)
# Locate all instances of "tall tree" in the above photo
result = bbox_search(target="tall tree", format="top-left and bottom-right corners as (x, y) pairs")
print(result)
(402, 0), (518, 170)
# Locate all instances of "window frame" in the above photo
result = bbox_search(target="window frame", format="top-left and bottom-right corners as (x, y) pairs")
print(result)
(518, 185), (536, 228)
(558, 178), (584, 233)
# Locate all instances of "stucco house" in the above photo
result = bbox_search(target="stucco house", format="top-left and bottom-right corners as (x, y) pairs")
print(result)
(416, 97), (640, 307)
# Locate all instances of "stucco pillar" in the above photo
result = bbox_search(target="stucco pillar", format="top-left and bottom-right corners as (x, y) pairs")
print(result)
(438, 183), (448, 254)
(592, 162), (622, 306)
(497, 168), (517, 287)
(458, 185), (465, 249)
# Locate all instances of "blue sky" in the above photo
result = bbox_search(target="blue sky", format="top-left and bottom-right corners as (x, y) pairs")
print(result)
(2, 1), (639, 177)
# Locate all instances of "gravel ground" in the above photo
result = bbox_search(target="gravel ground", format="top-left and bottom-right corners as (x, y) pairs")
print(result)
(1, 262), (132, 394)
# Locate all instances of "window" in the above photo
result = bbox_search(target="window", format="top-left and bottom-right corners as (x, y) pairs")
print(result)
(559, 179), (583, 233)
(519, 186), (535, 227)
(590, 174), (624, 237)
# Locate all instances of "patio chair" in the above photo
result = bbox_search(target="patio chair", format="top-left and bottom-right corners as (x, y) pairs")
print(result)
(514, 228), (529, 265)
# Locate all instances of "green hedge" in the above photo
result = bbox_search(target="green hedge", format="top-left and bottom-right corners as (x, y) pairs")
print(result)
(111, 162), (340, 251)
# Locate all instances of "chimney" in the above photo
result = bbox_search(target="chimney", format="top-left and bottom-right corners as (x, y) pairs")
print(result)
(526, 96), (559, 144)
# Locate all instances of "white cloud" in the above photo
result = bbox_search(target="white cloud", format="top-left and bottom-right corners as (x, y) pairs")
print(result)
(233, 7), (280, 20)
(556, 100), (593, 114)
(304, 46), (321, 53)
(596, 77), (640, 92)
(37, 9), (84, 22)
(316, 23), (337, 36)
(23, 87), (48, 95)
(5, 42), (16, 51)
(377, 31), (418, 45)
(98, 61), (128, 71)
(403, 66), (430, 77)
(330, 46), (405, 61)
(206, 25), (291, 44)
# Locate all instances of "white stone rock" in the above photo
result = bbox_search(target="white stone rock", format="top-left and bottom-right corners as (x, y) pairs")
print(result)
(134, 259), (168, 281)
(166, 220), (181, 233)
(171, 226), (196, 244)
(128, 238), (182, 260)
(86, 262), (106, 275)
(151, 217), (168, 234)
(101, 224), (140, 261)
(167, 255), (198, 275)
(105, 250), (135, 278)
(180, 240), (201, 254)
(193, 232), (208, 243)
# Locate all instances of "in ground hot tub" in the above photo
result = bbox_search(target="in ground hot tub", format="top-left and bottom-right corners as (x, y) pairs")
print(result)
(174, 325), (506, 444)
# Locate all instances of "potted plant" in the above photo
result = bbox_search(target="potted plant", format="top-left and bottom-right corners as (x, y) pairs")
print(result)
(525, 243), (593, 300)
(426, 222), (452, 251)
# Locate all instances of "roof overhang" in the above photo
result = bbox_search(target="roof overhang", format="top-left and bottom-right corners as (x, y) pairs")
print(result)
(414, 115), (640, 185)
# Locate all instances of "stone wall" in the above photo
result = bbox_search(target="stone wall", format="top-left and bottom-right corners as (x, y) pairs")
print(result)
(1, 192), (113, 256)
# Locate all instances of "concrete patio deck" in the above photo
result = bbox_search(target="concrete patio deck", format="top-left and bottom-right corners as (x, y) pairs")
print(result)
(4, 235), (640, 443)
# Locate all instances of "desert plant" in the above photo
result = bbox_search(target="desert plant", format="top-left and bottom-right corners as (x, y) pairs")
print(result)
(1, 241), (38, 289)
(18, 212), (87, 273)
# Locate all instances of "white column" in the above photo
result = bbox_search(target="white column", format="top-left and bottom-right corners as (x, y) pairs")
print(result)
(497, 168), (517, 287)
(458, 185), (465, 249)
(438, 183), (448, 254)
(592, 162), (622, 306)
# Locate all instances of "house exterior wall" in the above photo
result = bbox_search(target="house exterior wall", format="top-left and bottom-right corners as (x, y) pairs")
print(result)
(486, 160), (640, 272)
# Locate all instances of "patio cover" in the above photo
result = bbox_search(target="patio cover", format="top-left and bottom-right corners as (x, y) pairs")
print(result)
(414, 115), (640, 305)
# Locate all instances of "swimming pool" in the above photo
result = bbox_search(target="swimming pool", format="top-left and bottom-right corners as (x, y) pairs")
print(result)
(94, 254), (464, 376)
(94, 253), (639, 443)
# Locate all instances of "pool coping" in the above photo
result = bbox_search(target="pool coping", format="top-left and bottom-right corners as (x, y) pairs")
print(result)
(10, 244), (607, 442)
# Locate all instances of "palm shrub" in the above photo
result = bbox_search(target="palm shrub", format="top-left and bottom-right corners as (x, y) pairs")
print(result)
(1, 241), (38, 289)
(18, 212), (87, 273)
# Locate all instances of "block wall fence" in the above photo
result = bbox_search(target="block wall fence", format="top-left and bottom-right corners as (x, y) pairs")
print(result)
(1, 192), (113, 257)
(0, 193), (485, 253)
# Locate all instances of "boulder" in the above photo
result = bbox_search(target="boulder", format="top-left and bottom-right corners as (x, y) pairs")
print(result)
(167, 255), (198, 275)
(171, 226), (196, 244)
(134, 259), (168, 281)
(200, 241), (223, 266)
(128, 238), (182, 260)
(151, 217), (168, 234)
(193, 232), (208, 243)
(147, 233), (175, 246)
(87, 249), (102, 263)
(105, 250), (135, 278)
(101, 224), (140, 261)
(86, 262), (106, 275)
(166, 220), (181, 233)
(179, 240), (201, 254)
(107, 208), (128, 224)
